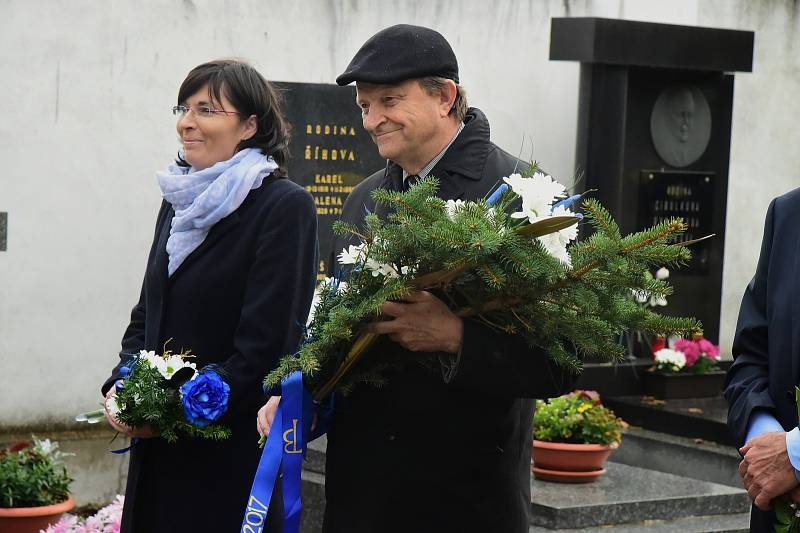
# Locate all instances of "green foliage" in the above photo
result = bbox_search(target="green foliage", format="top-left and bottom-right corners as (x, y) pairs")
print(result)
(0, 438), (72, 507)
(265, 175), (702, 396)
(684, 356), (719, 374)
(114, 357), (230, 443)
(533, 392), (627, 446)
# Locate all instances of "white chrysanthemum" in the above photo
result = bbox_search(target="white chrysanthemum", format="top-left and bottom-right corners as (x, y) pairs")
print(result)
(105, 396), (122, 417)
(551, 205), (579, 243)
(138, 350), (161, 369)
(337, 243), (368, 265)
(444, 199), (465, 220)
(655, 267), (670, 280)
(365, 259), (399, 278)
(538, 232), (571, 267)
(503, 172), (566, 223)
(654, 348), (686, 370)
(535, 205), (577, 267)
(161, 354), (197, 380)
(138, 349), (196, 380)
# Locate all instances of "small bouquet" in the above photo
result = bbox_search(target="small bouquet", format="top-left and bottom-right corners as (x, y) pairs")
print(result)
(42, 495), (124, 533)
(653, 334), (721, 374)
(77, 350), (231, 442)
(264, 166), (702, 399)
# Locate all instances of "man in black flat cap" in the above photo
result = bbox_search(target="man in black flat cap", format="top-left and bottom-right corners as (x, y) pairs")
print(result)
(328, 24), (572, 532)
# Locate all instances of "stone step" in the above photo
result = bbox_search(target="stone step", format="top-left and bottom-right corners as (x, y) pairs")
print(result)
(530, 461), (750, 530)
(529, 512), (750, 533)
(613, 426), (742, 487)
(604, 395), (733, 446)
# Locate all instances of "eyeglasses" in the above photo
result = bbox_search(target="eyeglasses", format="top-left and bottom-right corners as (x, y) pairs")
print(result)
(172, 104), (242, 119)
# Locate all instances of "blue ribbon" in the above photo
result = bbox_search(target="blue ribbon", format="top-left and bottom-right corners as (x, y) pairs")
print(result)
(242, 371), (332, 533)
(487, 183), (508, 206)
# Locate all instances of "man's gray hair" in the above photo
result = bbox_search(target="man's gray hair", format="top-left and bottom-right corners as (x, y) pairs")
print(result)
(418, 76), (469, 121)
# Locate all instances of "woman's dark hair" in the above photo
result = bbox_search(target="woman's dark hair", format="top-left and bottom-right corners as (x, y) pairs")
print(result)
(176, 59), (290, 173)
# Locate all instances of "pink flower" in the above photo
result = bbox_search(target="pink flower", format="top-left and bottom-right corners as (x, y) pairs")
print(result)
(698, 338), (720, 360)
(674, 338), (700, 366)
(40, 496), (123, 533)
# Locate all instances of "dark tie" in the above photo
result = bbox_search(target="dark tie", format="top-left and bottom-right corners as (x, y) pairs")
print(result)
(403, 175), (419, 191)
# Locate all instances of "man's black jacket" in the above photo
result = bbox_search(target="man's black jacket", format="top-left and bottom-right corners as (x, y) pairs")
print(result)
(323, 108), (574, 533)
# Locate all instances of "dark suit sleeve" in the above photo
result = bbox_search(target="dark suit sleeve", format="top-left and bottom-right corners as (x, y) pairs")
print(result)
(101, 201), (170, 396)
(441, 319), (576, 399)
(724, 199), (777, 447)
(220, 187), (319, 417)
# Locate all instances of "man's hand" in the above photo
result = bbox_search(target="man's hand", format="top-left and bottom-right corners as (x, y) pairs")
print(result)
(366, 291), (463, 353)
(103, 385), (158, 439)
(739, 431), (798, 510)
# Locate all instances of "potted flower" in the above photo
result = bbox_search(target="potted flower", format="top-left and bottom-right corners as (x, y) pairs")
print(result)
(0, 438), (74, 533)
(643, 333), (724, 399)
(532, 390), (627, 483)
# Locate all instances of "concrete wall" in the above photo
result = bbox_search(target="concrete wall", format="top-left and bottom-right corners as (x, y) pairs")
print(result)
(1, 0), (798, 429)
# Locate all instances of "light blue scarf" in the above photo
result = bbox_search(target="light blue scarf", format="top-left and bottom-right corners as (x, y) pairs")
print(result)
(156, 148), (278, 276)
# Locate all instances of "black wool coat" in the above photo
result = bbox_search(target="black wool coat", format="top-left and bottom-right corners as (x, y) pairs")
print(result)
(323, 109), (575, 533)
(101, 176), (318, 533)
(725, 187), (800, 532)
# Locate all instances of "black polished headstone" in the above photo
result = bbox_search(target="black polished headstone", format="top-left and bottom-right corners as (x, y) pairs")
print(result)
(550, 17), (753, 72)
(550, 18), (754, 344)
(274, 82), (385, 280)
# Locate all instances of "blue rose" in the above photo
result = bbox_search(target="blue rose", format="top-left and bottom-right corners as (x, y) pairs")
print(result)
(180, 371), (230, 427)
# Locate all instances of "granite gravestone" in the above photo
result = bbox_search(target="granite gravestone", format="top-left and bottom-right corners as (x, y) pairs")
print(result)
(274, 82), (385, 281)
(550, 18), (754, 344)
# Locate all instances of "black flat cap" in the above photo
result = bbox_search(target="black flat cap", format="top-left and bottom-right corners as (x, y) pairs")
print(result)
(336, 24), (459, 86)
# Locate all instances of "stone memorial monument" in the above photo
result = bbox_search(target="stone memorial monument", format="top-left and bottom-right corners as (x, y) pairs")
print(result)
(550, 17), (754, 344)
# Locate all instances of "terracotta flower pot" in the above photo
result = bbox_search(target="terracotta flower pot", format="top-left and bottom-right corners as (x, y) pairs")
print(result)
(0, 496), (75, 533)
(532, 440), (612, 483)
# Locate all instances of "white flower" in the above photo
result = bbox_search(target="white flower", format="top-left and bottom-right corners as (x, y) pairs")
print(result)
(538, 232), (572, 267)
(138, 350), (161, 369)
(632, 289), (649, 304)
(105, 396), (122, 417)
(503, 172), (566, 223)
(365, 259), (398, 278)
(535, 205), (577, 267)
(444, 199), (465, 220)
(33, 438), (56, 456)
(654, 348), (686, 370)
(161, 355), (197, 380)
(138, 349), (196, 380)
(337, 243), (368, 265)
(649, 294), (668, 307)
(655, 267), (670, 280)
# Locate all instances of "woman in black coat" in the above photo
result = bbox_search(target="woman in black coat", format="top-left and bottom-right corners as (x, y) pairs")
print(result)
(100, 59), (318, 533)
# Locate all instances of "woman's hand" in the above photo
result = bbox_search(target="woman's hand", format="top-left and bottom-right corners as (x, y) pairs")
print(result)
(103, 385), (158, 439)
(257, 395), (281, 438)
(257, 395), (319, 440)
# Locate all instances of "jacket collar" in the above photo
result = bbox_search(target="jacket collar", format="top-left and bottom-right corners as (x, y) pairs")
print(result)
(377, 107), (492, 209)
